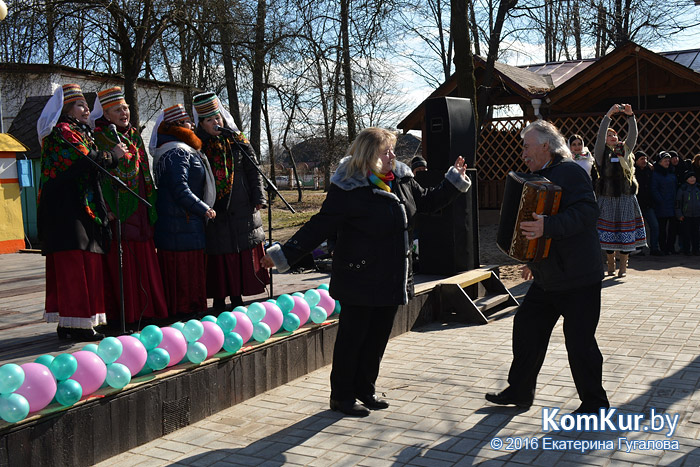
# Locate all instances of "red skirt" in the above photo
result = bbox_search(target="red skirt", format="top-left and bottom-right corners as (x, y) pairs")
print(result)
(44, 250), (107, 329)
(103, 238), (168, 324)
(206, 244), (270, 299)
(157, 249), (207, 316)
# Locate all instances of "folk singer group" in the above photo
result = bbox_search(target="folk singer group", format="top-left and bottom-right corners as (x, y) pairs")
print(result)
(39, 82), (625, 417)
(38, 85), (269, 341)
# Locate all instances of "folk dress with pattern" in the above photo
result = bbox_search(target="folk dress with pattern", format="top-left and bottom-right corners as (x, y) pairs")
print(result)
(38, 117), (112, 329)
(594, 115), (647, 252)
(94, 118), (168, 323)
(197, 130), (269, 299)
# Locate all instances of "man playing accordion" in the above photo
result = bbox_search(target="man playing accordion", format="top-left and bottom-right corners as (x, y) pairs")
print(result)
(486, 120), (610, 414)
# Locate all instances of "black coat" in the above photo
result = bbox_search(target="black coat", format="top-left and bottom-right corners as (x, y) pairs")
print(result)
(197, 131), (266, 254)
(38, 119), (115, 255)
(268, 158), (471, 306)
(634, 164), (653, 209)
(528, 155), (604, 291)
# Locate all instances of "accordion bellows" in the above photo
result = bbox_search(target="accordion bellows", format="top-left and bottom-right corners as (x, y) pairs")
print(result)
(497, 171), (562, 262)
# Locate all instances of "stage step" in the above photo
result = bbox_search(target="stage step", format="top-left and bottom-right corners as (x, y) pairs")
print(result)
(434, 267), (520, 324)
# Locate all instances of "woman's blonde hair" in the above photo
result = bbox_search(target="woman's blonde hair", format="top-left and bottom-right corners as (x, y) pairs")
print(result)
(343, 127), (397, 180)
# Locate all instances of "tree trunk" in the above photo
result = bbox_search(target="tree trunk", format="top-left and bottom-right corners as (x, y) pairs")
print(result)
(340, 0), (357, 142)
(476, 0), (517, 125)
(451, 0), (477, 111)
(250, 0), (267, 157)
(219, 19), (243, 129)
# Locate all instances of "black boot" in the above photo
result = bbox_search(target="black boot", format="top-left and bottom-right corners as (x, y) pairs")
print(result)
(212, 298), (226, 312)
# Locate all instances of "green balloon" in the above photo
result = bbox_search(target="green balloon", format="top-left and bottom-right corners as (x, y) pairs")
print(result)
(186, 342), (207, 364)
(97, 337), (123, 364)
(291, 292), (304, 298)
(217, 312), (237, 333)
(247, 302), (266, 323)
(146, 348), (170, 371)
(334, 301), (341, 315)
(105, 363), (131, 389)
(55, 379), (82, 406)
(282, 312), (301, 332)
(170, 322), (185, 332)
(201, 315), (217, 323)
(34, 355), (55, 368)
(232, 306), (247, 314)
(310, 306), (327, 324)
(304, 289), (321, 307)
(140, 325), (163, 350)
(318, 283), (330, 291)
(0, 393), (30, 423)
(252, 322), (271, 342)
(0, 364), (25, 395)
(182, 320), (204, 343)
(50, 354), (78, 381)
(83, 343), (99, 353)
(276, 294), (295, 314)
(223, 332), (243, 353)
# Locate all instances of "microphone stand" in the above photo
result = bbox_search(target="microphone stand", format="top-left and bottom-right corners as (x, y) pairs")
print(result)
(217, 126), (295, 298)
(58, 132), (150, 335)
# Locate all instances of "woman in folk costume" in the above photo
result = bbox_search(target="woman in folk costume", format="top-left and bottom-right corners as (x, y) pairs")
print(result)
(150, 104), (216, 318)
(593, 104), (647, 277)
(37, 84), (127, 340)
(91, 86), (168, 326)
(193, 92), (270, 311)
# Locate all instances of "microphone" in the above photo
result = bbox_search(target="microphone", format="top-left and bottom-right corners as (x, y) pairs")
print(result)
(108, 124), (129, 145)
(214, 125), (237, 136)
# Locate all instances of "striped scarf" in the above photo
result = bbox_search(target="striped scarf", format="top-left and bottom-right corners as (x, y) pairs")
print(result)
(368, 169), (395, 192)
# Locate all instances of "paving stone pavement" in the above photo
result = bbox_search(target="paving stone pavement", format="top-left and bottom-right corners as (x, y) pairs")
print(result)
(98, 268), (700, 466)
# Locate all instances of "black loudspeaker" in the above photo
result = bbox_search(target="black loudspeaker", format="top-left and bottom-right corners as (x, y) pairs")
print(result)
(414, 168), (479, 276)
(424, 97), (477, 170)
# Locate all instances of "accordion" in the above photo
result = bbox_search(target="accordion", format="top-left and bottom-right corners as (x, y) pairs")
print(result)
(497, 171), (562, 262)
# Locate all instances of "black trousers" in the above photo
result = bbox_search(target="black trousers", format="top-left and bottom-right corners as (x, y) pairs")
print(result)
(329, 303), (398, 401)
(657, 216), (678, 253)
(680, 217), (700, 253)
(507, 281), (609, 410)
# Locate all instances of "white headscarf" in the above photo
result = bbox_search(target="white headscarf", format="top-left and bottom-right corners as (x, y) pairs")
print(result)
(36, 86), (64, 147)
(88, 94), (104, 129)
(192, 92), (239, 132)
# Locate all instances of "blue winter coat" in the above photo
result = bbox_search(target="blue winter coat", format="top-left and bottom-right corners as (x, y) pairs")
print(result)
(154, 136), (211, 251)
(651, 164), (677, 218)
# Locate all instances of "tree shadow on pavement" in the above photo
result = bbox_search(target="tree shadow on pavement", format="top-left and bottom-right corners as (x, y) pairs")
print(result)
(391, 355), (700, 465)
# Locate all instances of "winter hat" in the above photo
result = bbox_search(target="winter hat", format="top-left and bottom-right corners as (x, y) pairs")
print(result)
(62, 84), (85, 105)
(683, 171), (696, 182)
(635, 150), (648, 161)
(163, 104), (189, 123)
(193, 92), (220, 119)
(410, 156), (428, 171)
(658, 151), (671, 160)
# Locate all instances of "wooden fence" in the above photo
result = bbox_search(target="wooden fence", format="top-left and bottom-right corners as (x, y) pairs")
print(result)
(476, 108), (700, 209)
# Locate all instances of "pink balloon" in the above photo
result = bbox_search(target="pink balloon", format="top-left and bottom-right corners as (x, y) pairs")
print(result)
(261, 302), (284, 334)
(157, 327), (188, 367)
(317, 289), (335, 315)
(15, 363), (56, 413)
(114, 335), (147, 376)
(71, 351), (107, 397)
(232, 311), (254, 343)
(292, 296), (311, 325)
(197, 321), (225, 358)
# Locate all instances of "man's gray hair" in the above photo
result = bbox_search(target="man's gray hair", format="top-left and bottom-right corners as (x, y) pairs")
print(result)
(521, 120), (571, 159)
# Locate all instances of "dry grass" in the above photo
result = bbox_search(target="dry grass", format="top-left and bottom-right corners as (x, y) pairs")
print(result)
(260, 190), (328, 243)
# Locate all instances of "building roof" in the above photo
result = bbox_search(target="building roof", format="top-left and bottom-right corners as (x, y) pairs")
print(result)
(398, 42), (700, 131)
(0, 133), (28, 153)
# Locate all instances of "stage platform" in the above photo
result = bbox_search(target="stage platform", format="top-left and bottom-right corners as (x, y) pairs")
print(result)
(0, 252), (516, 466)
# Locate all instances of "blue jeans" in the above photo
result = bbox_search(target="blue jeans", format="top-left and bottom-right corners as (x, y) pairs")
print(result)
(642, 206), (659, 251)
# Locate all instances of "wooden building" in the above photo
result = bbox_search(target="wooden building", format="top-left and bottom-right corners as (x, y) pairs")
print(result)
(398, 42), (700, 208)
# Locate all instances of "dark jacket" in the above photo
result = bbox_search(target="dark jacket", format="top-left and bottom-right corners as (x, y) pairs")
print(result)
(651, 164), (677, 218)
(266, 158), (471, 306)
(634, 163), (653, 209)
(38, 118), (115, 255)
(675, 183), (700, 219)
(528, 155), (603, 291)
(153, 129), (212, 251)
(197, 130), (266, 254)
